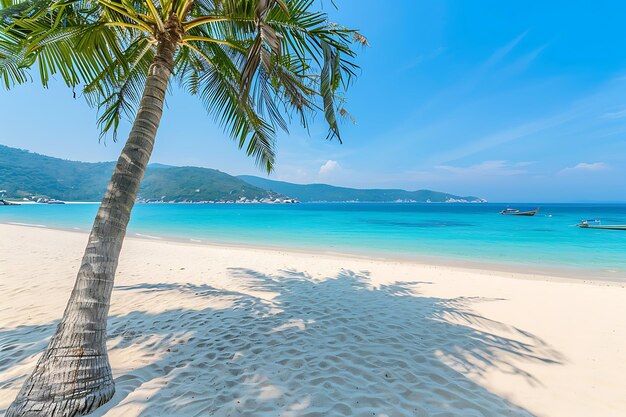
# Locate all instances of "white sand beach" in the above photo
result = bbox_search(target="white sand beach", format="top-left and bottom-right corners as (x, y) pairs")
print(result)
(1, 223), (625, 417)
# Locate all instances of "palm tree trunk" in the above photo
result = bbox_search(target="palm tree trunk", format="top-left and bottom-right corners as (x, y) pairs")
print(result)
(6, 20), (180, 417)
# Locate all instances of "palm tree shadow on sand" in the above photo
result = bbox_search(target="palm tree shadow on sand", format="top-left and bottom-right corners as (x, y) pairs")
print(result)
(1, 268), (564, 416)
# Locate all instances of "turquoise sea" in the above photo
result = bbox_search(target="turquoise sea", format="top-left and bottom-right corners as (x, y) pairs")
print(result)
(2, 203), (625, 277)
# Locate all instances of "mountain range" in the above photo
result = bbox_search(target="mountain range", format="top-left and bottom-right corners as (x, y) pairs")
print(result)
(238, 176), (484, 203)
(0, 145), (284, 203)
(0, 145), (485, 203)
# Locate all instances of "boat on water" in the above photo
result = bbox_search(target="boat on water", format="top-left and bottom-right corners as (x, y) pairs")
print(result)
(500, 208), (540, 216)
(577, 219), (626, 230)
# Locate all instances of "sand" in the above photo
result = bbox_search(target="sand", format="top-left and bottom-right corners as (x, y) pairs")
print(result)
(1, 224), (625, 417)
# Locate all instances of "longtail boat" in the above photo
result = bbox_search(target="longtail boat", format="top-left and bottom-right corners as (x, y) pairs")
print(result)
(577, 220), (626, 230)
(500, 208), (540, 216)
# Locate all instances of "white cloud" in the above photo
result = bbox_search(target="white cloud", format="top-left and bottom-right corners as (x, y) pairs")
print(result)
(483, 31), (528, 68)
(400, 47), (446, 72)
(319, 160), (340, 176)
(435, 160), (528, 177)
(559, 162), (609, 174)
(505, 43), (549, 74)
(602, 109), (626, 119)
(428, 110), (577, 165)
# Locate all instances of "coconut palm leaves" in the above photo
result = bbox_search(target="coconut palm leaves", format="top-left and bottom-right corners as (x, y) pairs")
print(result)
(2, 2), (363, 416)
(0, 0), (365, 171)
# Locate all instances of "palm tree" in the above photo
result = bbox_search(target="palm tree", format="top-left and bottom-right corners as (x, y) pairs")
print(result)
(0, 0), (364, 415)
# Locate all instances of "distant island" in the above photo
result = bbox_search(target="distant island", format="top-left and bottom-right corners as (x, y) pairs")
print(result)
(239, 176), (486, 203)
(0, 145), (486, 203)
(0, 145), (292, 204)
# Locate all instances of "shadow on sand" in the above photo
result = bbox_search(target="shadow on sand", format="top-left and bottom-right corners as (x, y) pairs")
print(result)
(0, 268), (563, 416)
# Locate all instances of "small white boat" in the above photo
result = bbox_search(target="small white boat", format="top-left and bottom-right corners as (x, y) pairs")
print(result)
(577, 219), (626, 231)
(500, 208), (540, 216)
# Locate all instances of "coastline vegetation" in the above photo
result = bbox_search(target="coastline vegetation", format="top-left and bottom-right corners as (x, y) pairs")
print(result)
(0, 144), (485, 203)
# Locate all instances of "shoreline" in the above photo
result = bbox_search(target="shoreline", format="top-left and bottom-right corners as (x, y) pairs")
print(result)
(3, 221), (624, 285)
(2, 223), (626, 416)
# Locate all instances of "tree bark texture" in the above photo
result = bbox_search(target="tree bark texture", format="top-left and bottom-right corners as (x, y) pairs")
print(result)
(6, 19), (180, 417)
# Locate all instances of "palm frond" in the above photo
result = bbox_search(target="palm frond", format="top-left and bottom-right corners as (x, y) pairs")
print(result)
(180, 40), (276, 170)
(0, 31), (31, 87)
(84, 36), (154, 140)
(1, 0), (364, 171)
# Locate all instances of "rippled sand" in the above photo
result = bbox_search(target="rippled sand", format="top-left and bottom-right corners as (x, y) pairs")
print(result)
(1, 224), (625, 416)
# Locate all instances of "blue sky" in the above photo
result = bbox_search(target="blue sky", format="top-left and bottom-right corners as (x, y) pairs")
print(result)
(2, 0), (626, 202)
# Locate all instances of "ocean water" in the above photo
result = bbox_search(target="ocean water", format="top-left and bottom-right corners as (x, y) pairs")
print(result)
(2, 203), (625, 276)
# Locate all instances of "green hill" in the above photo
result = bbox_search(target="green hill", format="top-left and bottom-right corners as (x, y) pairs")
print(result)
(238, 175), (485, 203)
(139, 166), (282, 202)
(0, 145), (485, 203)
(0, 145), (282, 202)
(0, 145), (115, 201)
